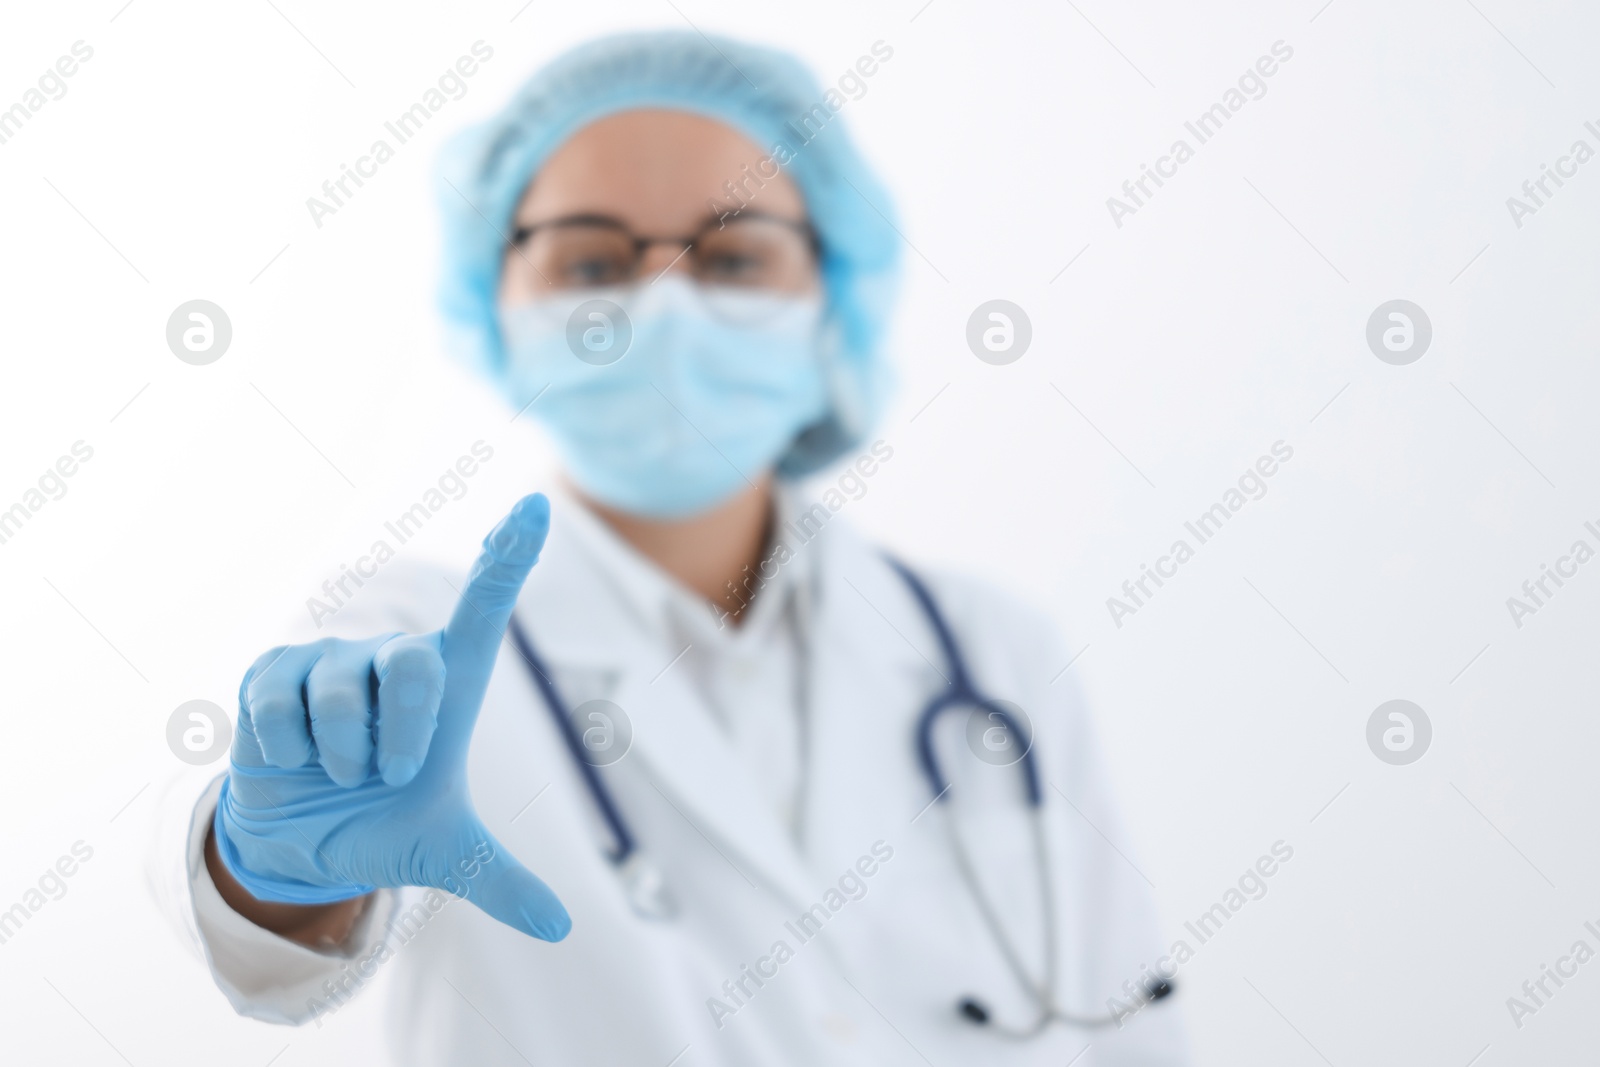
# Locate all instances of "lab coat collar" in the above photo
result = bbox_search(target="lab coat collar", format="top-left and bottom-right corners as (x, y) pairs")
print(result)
(610, 507), (934, 912)
(525, 483), (819, 664)
(800, 518), (950, 864)
(512, 485), (928, 913)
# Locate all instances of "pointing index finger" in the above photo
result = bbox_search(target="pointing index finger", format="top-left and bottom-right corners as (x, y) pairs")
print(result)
(432, 493), (550, 765)
(442, 494), (550, 679)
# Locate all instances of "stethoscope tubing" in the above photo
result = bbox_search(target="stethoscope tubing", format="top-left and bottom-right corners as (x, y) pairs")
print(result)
(507, 614), (637, 865)
(884, 557), (1044, 809)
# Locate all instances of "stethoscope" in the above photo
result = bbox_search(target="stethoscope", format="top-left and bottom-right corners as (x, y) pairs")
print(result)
(505, 555), (1174, 1038)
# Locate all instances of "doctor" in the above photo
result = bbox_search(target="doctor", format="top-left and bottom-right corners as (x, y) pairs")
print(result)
(178, 31), (1188, 1066)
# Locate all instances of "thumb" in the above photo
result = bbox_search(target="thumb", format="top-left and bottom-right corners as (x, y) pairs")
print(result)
(433, 493), (550, 762)
(451, 829), (571, 942)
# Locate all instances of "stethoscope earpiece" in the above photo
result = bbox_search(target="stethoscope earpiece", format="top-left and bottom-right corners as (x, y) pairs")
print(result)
(957, 997), (990, 1025)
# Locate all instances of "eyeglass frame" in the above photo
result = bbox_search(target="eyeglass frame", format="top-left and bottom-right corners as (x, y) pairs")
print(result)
(508, 210), (823, 287)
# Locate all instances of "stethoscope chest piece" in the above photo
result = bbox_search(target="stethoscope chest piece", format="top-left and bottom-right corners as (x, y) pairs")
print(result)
(617, 851), (678, 921)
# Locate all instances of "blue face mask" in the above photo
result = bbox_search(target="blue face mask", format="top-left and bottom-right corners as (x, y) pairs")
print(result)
(500, 277), (829, 518)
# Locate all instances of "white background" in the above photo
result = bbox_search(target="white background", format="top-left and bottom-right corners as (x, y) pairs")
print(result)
(2, 0), (1597, 1064)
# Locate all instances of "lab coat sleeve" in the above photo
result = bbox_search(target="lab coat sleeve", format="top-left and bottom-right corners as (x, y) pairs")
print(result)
(183, 776), (400, 1025)
(927, 570), (1193, 1065)
(1030, 614), (1196, 1062)
(166, 560), (454, 1024)
(1043, 659), (1192, 1062)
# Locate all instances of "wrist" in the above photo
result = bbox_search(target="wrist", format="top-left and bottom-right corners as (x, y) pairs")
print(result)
(204, 822), (371, 946)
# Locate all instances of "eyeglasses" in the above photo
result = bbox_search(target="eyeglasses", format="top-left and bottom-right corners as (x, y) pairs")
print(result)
(510, 212), (821, 293)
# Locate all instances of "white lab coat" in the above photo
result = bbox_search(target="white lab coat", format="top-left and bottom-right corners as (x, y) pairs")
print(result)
(163, 493), (1189, 1066)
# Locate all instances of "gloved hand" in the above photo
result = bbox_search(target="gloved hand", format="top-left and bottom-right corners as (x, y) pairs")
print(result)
(212, 494), (570, 941)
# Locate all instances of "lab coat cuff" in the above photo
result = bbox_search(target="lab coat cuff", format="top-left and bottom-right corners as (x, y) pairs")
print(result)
(184, 775), (397, 1026)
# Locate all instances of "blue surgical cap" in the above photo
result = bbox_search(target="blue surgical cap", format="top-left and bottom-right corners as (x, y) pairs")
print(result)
(435, 30), (902, 477)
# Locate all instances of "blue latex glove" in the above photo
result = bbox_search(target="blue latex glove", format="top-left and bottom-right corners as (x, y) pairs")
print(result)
(212, 494), (570, 941)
